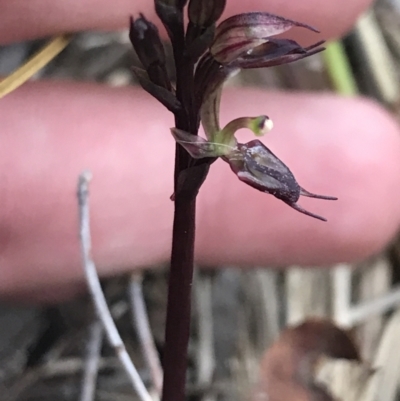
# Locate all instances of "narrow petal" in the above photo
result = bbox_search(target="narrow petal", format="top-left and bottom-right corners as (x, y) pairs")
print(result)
(195, 52), (237, 108)
(171, 128), (234, 158)
(233, 39), (325, 69)
(212, 38), (266, 64)
(284, 201), (328, 222)
(299, 187), (338, 201)
(195, 53), (239, 138)
(211, 12), (319, 63)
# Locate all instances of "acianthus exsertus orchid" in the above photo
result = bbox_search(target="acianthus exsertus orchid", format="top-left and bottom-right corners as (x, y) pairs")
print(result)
(129, 3), (336, 401)
(131, 6), (336, 222)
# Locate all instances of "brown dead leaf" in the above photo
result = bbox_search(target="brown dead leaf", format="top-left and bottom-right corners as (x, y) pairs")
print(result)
(254, 319), (360, 401)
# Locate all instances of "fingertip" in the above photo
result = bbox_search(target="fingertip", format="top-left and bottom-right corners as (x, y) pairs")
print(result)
(1, 82), (399, 301)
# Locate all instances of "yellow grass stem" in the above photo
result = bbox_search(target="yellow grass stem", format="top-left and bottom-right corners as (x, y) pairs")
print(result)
(0, 35), (70, 99)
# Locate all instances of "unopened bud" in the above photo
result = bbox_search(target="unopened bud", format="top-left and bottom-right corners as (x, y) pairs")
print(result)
(188, 0), (226, 27)
(155, 0), (185, 42)
(130, 15), (166, 69)
(129, 15), (170, 88)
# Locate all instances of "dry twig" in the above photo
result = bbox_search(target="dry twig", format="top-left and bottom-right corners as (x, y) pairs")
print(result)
(77, 171), (152, 401)
(79, 322), (103, 401)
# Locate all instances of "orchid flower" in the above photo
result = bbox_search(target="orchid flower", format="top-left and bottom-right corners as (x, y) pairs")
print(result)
(130, 2), (336, 221)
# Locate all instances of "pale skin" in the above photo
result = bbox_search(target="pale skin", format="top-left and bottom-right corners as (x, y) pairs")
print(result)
(1, 0), (400, 302)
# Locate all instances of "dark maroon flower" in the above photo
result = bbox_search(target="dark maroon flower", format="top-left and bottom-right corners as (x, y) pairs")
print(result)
(225, 140), (337, 221)
(171, 119), (336, 221)
(130, 4), (336, 220)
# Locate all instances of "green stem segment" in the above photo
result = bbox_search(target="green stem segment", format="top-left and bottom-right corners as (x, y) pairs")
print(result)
(323, 41), (358, 96)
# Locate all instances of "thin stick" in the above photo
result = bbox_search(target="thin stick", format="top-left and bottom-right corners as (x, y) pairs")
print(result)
(129, 273), (163, 397)
(79, 322), (103, 401)
(77, 171), (152, 401)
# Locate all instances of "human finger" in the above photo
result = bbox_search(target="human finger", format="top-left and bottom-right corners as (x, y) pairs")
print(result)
(0, 0), (373, 44)
(0, 82), (399, 301)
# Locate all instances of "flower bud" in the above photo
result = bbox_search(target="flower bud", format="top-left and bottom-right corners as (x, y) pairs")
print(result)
(155, 0), (185, 42)
(129, 15), (170, 88)
(188, 0), (226, 28)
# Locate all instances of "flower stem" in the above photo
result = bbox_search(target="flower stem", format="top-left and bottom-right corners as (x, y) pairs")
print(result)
(161, 14), (206, 401)
(161, 197), (196, 401)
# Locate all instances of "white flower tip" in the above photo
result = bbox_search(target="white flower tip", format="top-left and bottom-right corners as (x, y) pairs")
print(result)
(262, 116), (274, 133)
(252, 115), (273, 136)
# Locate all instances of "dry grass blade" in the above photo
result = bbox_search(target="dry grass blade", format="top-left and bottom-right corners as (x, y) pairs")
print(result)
(362, 308), (400, 401)
(285, 268), (330, 325)
(332, 262), (400, 330)
(0, 35), (70, 98)
(354, 10), (399, 105)
(129, 273), (163, 398)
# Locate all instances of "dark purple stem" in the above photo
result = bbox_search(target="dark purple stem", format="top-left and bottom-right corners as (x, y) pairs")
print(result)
(161, 10), (206, 401)
(162, 196), (196, 401)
